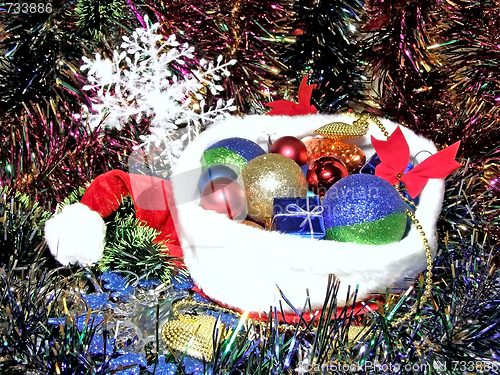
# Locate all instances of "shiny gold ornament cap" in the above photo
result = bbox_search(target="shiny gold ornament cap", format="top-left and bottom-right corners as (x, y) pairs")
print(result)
(313, 122), (368, 140)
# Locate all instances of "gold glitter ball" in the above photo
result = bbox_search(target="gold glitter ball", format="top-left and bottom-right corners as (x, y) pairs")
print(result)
(241, 154), (307, 222)
(313, 122), (367, 140)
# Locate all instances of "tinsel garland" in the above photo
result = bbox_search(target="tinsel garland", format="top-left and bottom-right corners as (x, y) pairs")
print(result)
(361, 0), (500, 158)
(282, 0), (367, 112)
(439, 0), (500, 155)
(1, 0), (500, 373)
(1, 152), (499, 374)
(147, 0), (296, 114)
(0, 3), (157, 209)
(0, 99), (151, 210)
(360, 0), (450, 142)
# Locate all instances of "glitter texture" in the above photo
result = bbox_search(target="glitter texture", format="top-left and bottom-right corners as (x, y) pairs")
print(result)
(325, 212), (407, 244)
(202, 148), (247, 172)
(241, 154), (308, 222)
(108, 353), (147, 375)
(147, 356), (177, 375)
(206, 137), (266, 162)
(323, 174), (406, 228)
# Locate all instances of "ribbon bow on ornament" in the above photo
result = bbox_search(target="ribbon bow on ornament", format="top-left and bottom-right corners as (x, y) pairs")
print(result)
(371, 127), (462, 199)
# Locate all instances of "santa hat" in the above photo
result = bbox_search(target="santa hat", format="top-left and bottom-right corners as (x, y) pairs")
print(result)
(44, 169), (183, 266)
(170, 113), (449, 314)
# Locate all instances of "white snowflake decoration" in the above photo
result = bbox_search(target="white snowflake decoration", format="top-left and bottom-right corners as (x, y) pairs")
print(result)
(80, 15), (236, 169)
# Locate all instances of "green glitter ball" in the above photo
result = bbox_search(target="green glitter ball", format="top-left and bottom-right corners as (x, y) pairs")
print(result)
(201, 148), (247, 172)
(325, 212), (407, 245)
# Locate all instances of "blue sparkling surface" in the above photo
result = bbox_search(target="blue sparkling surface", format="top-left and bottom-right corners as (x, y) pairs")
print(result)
(137, 278), (161, 290)
(206, 137), (265, 162)
(109, 353), (147, 375)
(172, 274), (195, 291)
(323, 174), (406, 228)
(82, 292), (109, 310)
(147, 356), (177, 375)
(192, 293), (211, 304)
(183, 356), (211, 375)
(48, 313), (104, 332)
(206, 310), (240, 329)
(88, 334), (116, 356)
(101, 271), (135, 302)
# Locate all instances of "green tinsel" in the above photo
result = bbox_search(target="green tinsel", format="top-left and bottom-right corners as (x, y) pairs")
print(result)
(73, 0), (129, 39)
(0, 187), (51, 267)
(282, 0), (367, 112)
(99, 197), (176, 284)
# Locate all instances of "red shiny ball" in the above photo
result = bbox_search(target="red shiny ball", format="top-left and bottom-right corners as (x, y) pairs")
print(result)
(200, 177), (246, 219)
(306, 157), (349, 197)
(270, 136), (308, 166)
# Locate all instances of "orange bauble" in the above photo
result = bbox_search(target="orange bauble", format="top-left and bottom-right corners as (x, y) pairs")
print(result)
(303, 138), (366, 172)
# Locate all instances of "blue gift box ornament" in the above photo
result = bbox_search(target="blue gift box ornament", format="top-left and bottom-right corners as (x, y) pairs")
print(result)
(272, 197), (326, 239)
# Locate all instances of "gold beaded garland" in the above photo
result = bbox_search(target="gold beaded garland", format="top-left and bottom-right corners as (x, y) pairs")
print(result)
(162, 302), (229, 360)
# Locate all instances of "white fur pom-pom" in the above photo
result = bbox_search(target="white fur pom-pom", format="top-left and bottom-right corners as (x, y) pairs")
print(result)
(44, 203), (106, 266)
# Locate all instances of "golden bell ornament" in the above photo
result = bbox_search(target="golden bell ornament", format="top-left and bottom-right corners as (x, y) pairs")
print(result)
(241, 154), (307, 222)
(303, 138), (366, 173)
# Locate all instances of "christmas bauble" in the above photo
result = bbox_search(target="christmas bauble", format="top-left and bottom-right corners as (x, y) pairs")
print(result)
(200, 177), (246, 219)
(322, 174), (407, 245)
(304, 138), (366, 172)
(306, 157), (348, 197)
(206, 137), (266, 162)
(360, 153), (419, 205)
(198, 165), (239, 193)
(241, 154), (308, 222)
(270, 136), (308, 166)
(201, 148), (247, 172)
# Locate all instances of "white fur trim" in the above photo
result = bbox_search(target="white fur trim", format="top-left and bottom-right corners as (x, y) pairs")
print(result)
(44, 203), (106, 266)
(171, 114), (445, 313)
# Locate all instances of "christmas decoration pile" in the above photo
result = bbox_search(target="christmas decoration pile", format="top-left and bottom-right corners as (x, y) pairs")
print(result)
(171, 111), (460, 314)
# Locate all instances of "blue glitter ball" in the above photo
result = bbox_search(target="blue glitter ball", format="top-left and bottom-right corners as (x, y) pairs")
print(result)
(206, 137), (265, 162)
(360, 153), (419, 206)
(198, 164), (239, 192)
(323, 174), (407, 245)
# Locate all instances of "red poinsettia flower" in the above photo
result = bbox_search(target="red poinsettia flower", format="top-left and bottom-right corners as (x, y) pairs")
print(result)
(266, 75), (317, 116)
(372, 127), (462, 198)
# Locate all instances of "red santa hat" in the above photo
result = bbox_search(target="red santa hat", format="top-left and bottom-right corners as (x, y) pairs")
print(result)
(44, 169), (183, 266)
